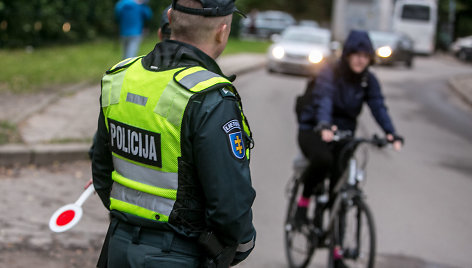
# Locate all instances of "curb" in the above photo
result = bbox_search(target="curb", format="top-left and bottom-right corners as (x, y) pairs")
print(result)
(0, 58), (266, 166)
(0, 143), (90, 166)
(448, 75), (472, 108)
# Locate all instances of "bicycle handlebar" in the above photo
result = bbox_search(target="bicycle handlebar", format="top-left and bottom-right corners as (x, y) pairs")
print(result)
(331, 131), (390, 178)
(332, 130), (390, 148)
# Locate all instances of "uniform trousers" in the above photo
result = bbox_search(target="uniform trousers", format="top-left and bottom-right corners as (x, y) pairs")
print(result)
(106, 218), (203, 268)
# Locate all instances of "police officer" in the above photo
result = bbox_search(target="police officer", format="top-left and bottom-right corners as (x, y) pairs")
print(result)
(92, 0), (256, 267)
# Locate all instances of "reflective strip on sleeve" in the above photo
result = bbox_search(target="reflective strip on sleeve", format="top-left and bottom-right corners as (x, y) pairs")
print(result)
(112, 156), (178, 189)
(112, 171), (177, 200)
(110, 182), (175, 218)
(236, 236), (255, 253)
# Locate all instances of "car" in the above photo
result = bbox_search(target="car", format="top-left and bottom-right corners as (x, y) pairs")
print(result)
(267, 26), (334, 76)
(457, 46), (472, 62)
(298, 20), (319, 28)
(240, 10), (296, 39)
(450, 36), (472, 62)
(368, 31), (415, 68)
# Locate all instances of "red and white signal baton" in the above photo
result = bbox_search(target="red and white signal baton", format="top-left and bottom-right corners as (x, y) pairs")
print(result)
(49, 183), (95, 233)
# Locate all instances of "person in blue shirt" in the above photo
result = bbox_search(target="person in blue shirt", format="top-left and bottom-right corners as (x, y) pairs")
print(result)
(115, 0), (153, 59)
(295, 29), (404, 267)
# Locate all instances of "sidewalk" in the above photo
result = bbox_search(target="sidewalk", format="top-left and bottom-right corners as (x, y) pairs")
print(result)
(0, 53), (267, 166)
(1, 54), (472, 166)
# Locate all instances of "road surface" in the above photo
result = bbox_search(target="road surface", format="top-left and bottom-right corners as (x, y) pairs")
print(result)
(1, 55), (471, 268)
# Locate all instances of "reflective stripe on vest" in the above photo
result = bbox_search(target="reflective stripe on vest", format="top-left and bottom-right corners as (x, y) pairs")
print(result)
(110, 182), (175, 221)
(175, 66), (232, 92)
(113, 156), (178, 189)
(102, 63), (237, 222)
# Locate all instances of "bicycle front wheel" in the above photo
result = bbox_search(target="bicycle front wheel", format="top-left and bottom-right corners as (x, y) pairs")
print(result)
(330, 197), (376, 268)
(284, 178), (316, 268)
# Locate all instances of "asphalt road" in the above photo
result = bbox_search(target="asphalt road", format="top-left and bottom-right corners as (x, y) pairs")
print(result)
(1, 55), (471, 268)
(236, 56), (472, 268)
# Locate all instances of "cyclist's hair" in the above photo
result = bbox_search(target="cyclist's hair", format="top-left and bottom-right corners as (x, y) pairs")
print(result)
(170, 0), (232, 44)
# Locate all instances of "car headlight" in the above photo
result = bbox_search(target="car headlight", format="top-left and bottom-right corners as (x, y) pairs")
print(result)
(308, 50), (323, 64)
(377, 46), (392, 58)
(272, 46), (285, 59)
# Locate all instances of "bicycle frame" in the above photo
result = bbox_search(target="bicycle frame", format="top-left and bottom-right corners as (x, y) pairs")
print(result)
(284, 134), (388, 268)
(323, 154), (365, 241)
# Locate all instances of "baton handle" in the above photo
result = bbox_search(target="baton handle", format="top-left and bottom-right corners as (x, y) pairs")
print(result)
(75, 183), (95, 207)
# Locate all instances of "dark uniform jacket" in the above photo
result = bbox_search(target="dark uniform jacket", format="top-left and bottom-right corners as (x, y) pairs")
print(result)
(92, 40), (256, 264)
(298, 30), (396, 135)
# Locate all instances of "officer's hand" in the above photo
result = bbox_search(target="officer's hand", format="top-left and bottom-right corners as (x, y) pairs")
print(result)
(84, 178), (93, 190)
(386, 134), (403, 152)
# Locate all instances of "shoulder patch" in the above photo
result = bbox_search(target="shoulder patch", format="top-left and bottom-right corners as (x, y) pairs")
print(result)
(222, 119), (245, 160)
(222, 119), (241, 133)
(229, 131), (245, 159)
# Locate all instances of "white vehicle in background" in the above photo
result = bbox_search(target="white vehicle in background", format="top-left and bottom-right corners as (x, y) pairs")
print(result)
(450, 35), (472, 62)
(240, 10), (296, 39)
(267, 26), (333, 77)
(392, 0), (437, 55)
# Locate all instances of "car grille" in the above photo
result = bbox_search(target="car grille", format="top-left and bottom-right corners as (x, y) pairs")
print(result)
(285, 53), (307, 60)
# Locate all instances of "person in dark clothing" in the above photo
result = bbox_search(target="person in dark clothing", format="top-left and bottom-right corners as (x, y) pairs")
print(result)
(295, 30), (404, 266)
(92, 0), (255, 267)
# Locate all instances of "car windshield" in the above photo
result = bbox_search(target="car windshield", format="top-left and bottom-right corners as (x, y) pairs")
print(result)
(256, 12), (293, 24)
(282, 29), (330, 45)
(369, 32), (398, 47)
(401, 4), (431, 21)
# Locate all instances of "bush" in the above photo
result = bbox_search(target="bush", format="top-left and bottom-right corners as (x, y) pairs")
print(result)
(0, 0), (170, 48)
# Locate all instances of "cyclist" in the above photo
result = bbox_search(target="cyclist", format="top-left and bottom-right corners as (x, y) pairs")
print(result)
(295, 29), (404, 267)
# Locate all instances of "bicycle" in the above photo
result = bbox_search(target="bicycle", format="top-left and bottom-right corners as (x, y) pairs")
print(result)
(284, 132), (389, 268)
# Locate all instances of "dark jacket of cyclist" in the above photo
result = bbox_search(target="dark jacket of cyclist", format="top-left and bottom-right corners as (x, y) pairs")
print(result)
(295, 30), (403, 229)
(298, 30), (396, 134)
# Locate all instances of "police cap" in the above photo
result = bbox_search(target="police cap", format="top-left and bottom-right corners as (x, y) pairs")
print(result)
(172, 0), (246, 18)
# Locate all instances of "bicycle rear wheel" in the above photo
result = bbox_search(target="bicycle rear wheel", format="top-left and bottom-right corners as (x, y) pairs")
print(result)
(329, 197), (376, 268)
(284, 178), (316, 268)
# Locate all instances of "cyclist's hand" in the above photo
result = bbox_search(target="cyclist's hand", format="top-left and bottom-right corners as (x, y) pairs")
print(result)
(386, 134), (403, 151)
(321, 129), (334, 142)
(321, 125), (337, 142)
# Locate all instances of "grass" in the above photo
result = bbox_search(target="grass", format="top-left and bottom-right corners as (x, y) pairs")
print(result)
(0, 37), (270, 94)
(0, 120), (21, 145)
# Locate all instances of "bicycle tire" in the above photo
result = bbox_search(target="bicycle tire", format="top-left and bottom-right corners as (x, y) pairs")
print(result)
(284, 178), (316, 268)
(328, 197), (376, 268)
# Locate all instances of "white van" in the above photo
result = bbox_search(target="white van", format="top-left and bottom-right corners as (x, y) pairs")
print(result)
(392, 0), (437, 55)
